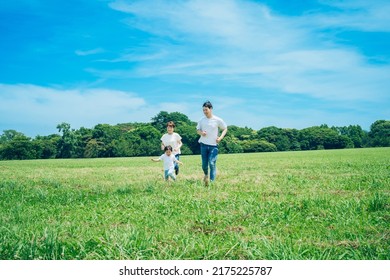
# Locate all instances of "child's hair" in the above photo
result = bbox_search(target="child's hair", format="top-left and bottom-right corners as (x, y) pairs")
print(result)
(166, 121), (175, 128)
(164, 145), (173, 152)
(203, 100), (213, 109)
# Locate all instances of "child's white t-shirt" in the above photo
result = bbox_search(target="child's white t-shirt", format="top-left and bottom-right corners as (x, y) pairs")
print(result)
(159, 154), (177, 171)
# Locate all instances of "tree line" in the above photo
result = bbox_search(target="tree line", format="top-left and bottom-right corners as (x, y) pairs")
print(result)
(0, 111), (389, 160)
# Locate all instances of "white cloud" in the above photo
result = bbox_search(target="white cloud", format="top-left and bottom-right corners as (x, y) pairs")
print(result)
(1, 1), (388, 137)
(317, 0), (390, 31)
(75, 48), (105, 56)
(0, 84), (147, 135)
(0, 82), (385, 137)
(106, 0), (390, 103)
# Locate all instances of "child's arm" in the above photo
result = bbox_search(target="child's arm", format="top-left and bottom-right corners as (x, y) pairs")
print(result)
(176, 159), (184, 165)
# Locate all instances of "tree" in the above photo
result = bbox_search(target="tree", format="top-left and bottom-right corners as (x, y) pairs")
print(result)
(74, 127), (93, 158)
(56, 123), (78, 158)
(299, 126), (351, 150)
(241, 139), (277, 153)
(257, 126), (291, 151)
(91, 124), (122, 157)
(368, 120), (390, 147)
(176, 123), (199, 155)
(331, 125), (367, 148)
(151, 111), (194, 132)
(0, 130), (25, 144)
(126, 125), (161, 156)
(111, 137), (132, 157)
(0, 134), (37, 160)
(218, 135), (243, 154)
(2, 116), (389, 161)
(33, 134), (60, 159)
(227, 125), (256, 140)
(84, 139), (104, 158)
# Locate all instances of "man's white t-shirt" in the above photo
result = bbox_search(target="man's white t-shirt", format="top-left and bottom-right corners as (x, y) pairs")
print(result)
(161, 133), (182, 155)
(159, 154), (177, 171)
(196, 115), (227, 146)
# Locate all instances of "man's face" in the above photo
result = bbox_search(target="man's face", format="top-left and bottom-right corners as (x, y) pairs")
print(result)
(203, 106), (212, 118)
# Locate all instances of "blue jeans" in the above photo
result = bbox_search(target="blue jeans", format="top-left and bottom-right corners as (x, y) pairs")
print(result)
(174, 154), (180, 174)
(164, 169), (176, 181)
(200, 143), (218, 181)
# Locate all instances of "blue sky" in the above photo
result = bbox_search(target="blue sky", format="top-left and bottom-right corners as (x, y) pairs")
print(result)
(1, 0), (389, 137)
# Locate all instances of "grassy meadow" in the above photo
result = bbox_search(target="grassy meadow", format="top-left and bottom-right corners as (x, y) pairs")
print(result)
(0, 148), (389, 260)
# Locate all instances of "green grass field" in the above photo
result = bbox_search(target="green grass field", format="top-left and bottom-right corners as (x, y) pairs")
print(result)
(0, 148), (389, 260)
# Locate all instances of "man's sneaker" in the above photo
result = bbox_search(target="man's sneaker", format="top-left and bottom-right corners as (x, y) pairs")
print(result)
(175, 168), (179, 175)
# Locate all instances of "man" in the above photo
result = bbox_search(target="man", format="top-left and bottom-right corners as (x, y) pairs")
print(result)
(196, 101), (228, 186)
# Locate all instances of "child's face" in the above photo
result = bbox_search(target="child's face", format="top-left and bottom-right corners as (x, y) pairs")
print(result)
(165, 149), (172, 156)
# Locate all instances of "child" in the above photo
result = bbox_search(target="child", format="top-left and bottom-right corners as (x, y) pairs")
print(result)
(161, 121), (183, 175)
(151, 145), (183, 181)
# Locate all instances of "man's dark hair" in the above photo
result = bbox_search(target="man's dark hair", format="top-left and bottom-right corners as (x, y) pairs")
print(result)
(202, 100), (213, 109)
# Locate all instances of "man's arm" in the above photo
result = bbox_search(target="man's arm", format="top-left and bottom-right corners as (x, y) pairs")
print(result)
(197, 129), (206, 136)
(216, 127), (228, 143)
